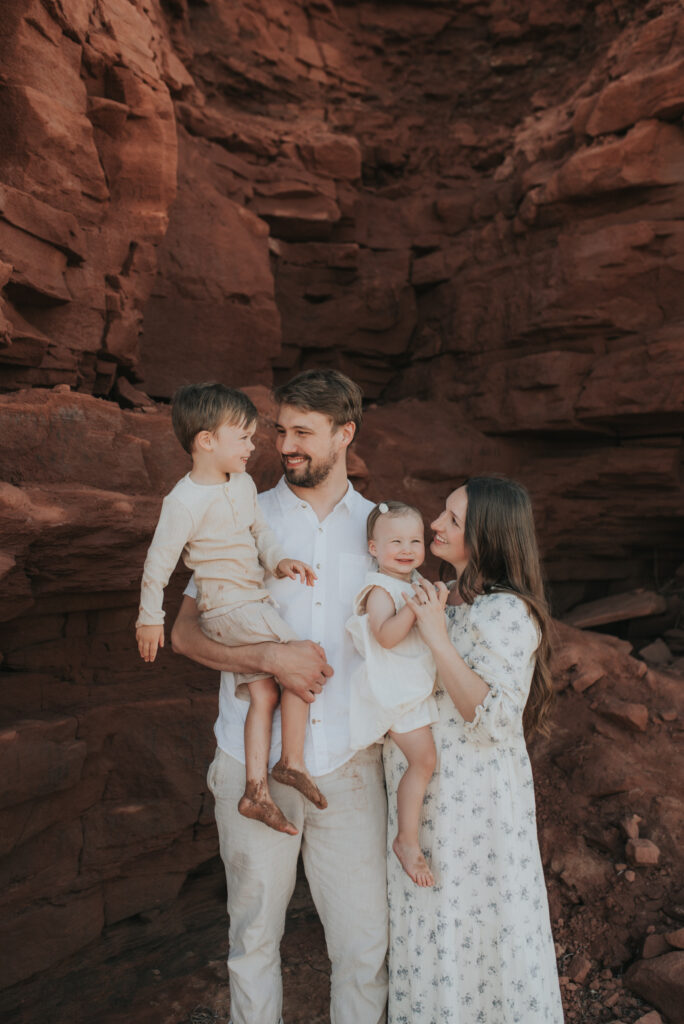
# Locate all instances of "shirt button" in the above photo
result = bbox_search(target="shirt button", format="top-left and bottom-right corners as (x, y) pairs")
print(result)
(318, 527), (323, 533)
(301, 503), (307, 509)
(316, 563), (321, 569)
(315, 601), (322, 607)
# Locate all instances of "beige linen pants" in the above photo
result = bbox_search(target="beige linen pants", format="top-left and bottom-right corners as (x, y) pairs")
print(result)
(201, 600), (299, 692)
(207, 746), (389, 1024)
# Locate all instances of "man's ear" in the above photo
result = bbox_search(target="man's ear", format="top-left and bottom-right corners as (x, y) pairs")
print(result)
(194, 429), (214, 452)
(337, 421), (356, 449)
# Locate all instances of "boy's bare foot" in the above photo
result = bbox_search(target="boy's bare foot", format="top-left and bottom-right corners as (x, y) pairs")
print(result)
(271, 760), (328, 809)
(238, 782), (297, 835)
(393, 836), (434, 887)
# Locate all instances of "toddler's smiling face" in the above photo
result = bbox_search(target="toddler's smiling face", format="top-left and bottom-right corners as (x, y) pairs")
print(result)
(368, 512), (425, 581)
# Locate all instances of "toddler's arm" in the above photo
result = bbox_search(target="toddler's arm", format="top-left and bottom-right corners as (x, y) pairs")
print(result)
(137, 624), (165, 663)
(136, 496), (194, 659)
(276, 558), (317, 586)
(249, 486), (288, 574)
(366, 585), (417, 650)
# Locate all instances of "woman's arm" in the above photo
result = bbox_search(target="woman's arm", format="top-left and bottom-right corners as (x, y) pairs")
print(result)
(170, 596), (332, 704)
(422, 633), (490, 723)
(403, 580), (489, 722)
(366, 586), (417, 649)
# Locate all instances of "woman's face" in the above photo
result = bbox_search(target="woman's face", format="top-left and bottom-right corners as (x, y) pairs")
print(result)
(430, 486), (469, 573)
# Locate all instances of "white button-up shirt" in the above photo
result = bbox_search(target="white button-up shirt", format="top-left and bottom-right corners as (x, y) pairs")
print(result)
(185, 476), (373, 776)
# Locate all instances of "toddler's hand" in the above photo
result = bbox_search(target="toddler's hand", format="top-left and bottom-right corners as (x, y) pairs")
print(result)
(137, 624), (164, 662)
(277, 558), (318, 587)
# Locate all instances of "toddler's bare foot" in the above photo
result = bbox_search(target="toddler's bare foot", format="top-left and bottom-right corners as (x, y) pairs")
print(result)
(238, 781), (297, 835)
(393, 836), (434, 887)
(271, 760), (328, 809)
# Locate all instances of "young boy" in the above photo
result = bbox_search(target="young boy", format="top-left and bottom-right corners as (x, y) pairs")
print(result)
(135, 382), (327, 834)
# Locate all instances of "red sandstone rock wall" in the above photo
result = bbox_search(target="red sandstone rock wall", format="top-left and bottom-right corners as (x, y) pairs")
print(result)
(1, 1), (684, 1020)
(2, 0), (683, 586)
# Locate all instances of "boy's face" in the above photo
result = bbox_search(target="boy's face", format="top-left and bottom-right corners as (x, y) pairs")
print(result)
(200, 418), (256, 474)
(274, 404), (353, 488)
(368, 513), (425, 580)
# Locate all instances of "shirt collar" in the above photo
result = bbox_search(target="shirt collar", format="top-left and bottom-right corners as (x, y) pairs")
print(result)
(274, 475), (355, 516)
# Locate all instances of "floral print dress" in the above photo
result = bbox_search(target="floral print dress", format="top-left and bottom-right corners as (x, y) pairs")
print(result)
(384, 592), (564, 1024)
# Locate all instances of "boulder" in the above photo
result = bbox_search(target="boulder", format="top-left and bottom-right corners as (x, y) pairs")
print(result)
(625, 839), (661, 867)
(620, 814), (642, 840)
(665, 928), (684, 949)
(564, 591), (667, 629)
(634, 1012), (664, 1024)
(643, 934), (671, 959)
(598, 698), (649, 734)
(567, 952), (592, 984)
(625, 953), (684, 1024)
(640, 639), (672, 666)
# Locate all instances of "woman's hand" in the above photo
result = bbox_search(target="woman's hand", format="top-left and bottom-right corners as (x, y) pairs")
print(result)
(404, 577), (491, 722)
(403, 576), (449, 648)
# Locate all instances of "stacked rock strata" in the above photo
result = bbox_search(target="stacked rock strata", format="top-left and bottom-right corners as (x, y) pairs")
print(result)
(0, 2), (684, 1022)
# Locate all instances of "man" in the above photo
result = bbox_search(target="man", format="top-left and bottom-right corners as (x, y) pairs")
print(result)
(171, 370), (388, 1024)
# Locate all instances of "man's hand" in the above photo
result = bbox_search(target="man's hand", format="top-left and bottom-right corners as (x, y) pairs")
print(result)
(137, 624), (164, 662)
(276, 558), (318, 587)
(276, 640), (333, 703)
(170, 596), (333, 698)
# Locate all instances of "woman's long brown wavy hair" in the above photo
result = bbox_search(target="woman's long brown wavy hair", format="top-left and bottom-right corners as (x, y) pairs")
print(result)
(447, 476), (554, 736)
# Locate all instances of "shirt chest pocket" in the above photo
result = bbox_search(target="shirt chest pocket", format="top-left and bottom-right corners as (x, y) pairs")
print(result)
(338, 554), (372, 611)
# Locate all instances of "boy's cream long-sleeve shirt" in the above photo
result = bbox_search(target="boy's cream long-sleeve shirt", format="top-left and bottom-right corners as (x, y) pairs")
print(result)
(136, 472), (286, 627)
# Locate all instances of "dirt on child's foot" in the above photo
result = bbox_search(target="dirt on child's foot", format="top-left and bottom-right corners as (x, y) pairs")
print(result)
(271, 760), (328, 809)
(393, 836), (434, 887)
(238, 781), (298, 835)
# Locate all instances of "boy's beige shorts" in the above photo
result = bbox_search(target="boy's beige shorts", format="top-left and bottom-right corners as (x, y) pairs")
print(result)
(200, 599), (299, 695)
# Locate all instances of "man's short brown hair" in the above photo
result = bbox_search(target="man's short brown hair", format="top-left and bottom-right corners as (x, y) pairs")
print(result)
(273, 369), (363, 436)
(171, 382), (257, 454)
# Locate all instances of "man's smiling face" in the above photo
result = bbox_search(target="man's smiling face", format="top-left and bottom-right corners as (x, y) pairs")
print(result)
(275, 404), (348, 488)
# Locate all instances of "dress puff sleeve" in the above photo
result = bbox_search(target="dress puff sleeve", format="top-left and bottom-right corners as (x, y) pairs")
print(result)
(458, 592), (540, 745)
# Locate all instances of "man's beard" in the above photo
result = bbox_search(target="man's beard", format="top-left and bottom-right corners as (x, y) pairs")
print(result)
(282, 451), (337, 488)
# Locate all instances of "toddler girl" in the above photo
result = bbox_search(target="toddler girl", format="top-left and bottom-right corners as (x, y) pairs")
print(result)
(346, 500), (438, 886)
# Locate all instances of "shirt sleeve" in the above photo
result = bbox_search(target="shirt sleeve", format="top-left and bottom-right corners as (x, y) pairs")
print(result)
(249, 483), (287, 574)
(457, 593), (539, 745)
(136, 495), (194, 627)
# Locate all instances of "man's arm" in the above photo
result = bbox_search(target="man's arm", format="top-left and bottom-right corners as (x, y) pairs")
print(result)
(170, 596), (332, 704)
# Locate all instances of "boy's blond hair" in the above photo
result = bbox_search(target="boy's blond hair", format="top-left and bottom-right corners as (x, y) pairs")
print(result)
(172, 382), (257, 454)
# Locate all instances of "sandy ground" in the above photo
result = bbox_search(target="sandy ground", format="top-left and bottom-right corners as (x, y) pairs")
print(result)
(96, 864), (659, 1024)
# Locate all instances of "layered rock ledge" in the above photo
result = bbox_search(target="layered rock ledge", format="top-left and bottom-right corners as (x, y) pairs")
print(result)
(1, 1), (684, 1021)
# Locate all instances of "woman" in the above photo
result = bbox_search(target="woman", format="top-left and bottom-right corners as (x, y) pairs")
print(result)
(384, 476), (564, 1024)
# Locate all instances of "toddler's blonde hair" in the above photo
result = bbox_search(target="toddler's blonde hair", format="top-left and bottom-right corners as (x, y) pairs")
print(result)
(366, 500), (423, 543)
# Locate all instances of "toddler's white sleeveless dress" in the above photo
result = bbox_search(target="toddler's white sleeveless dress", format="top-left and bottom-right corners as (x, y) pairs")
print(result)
(346, 570), (438, 750)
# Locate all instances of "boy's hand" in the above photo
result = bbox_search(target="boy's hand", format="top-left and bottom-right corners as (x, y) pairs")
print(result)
(137, 624), (165, 662)
(276, 558), (318, 587)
